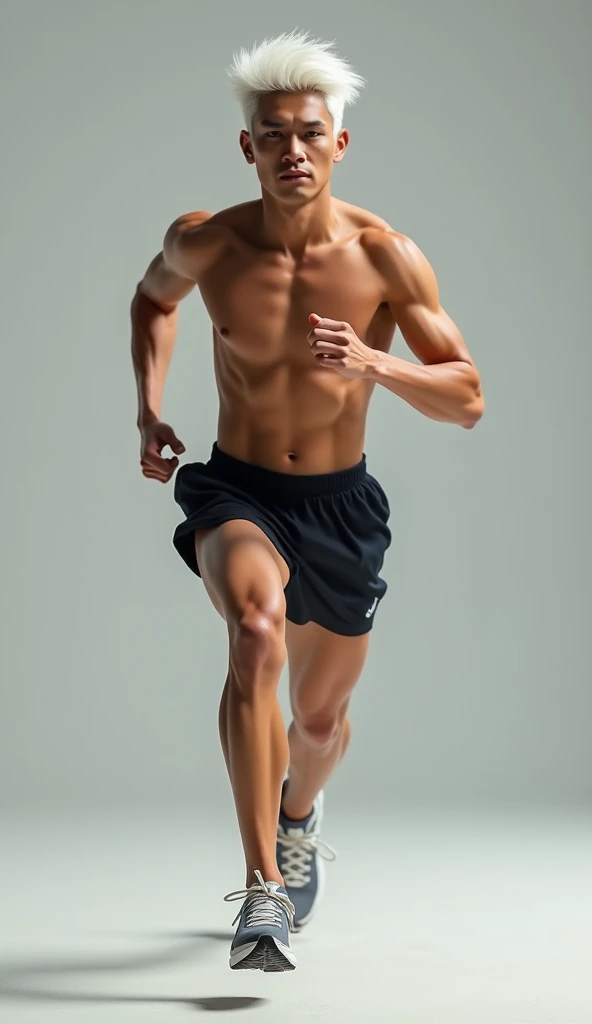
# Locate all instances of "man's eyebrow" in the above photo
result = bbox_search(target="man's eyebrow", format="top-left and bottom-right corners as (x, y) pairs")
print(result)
(259, 118), (327, 128)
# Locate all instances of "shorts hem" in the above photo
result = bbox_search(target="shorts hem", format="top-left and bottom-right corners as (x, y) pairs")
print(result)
(172, 512), (294, 581)
(285, 612), (377, 637)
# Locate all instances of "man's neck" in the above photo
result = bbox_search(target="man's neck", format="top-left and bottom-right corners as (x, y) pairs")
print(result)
(257, 186), (340, 257)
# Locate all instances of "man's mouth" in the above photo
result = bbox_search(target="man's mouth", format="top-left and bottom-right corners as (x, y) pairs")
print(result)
(279, 171), (310, 179)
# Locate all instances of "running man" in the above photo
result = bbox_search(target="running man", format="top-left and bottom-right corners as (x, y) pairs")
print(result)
(130, 30), (484, 972)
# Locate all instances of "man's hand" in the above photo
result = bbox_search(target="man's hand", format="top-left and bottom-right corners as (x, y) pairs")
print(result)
(307, 313), (375, 379)
(139, 419), (186, 483)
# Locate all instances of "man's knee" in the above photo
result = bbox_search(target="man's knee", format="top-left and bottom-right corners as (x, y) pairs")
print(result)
(228, 604), (287, 696)
(293, 702), (350, 751)
(196, 520), (290, 626)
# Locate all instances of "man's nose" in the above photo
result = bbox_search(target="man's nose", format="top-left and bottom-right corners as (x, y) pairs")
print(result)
(282, 136), (306, 161)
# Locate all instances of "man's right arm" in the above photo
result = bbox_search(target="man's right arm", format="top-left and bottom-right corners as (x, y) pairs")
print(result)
(130, 210), (213, 431)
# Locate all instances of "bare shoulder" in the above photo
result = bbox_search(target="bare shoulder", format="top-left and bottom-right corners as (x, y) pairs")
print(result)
(163, 207), (244, 279)
(337, 199), (421, 267)
(336, 198), (393, 234)
(207, 200), (261, 228)
(352, 214), (431, 302)
(164, 201), (268, 275)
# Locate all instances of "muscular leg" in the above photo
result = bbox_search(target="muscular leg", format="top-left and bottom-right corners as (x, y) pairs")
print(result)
(195, 520), (290, 888)
(281, 621), (370, 820)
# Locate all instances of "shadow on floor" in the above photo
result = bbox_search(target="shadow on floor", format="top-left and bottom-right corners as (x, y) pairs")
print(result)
(0, 930), (267, 1012)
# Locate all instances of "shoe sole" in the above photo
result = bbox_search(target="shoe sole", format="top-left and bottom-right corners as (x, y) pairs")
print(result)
(230, 935), (297, 972)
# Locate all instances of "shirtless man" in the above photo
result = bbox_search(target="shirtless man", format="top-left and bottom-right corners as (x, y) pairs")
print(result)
(130, 31), (484, 973)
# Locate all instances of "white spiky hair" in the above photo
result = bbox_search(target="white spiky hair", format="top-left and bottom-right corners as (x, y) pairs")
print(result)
(226, 29), (365, 136)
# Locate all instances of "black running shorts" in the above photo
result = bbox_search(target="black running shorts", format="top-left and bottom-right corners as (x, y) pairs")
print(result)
(172, 443), (392, 636)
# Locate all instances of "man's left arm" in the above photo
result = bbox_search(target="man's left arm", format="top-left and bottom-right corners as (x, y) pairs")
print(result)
(369, 232), (484, 428)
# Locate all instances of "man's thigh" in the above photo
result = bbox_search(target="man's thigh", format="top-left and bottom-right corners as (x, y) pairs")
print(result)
(285, 619), (370, 718)
(194, 519), (290, 621)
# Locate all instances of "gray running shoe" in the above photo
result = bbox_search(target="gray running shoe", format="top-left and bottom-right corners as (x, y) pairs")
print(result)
(224, 869), (297, 972)
(276, 788), (337, 930)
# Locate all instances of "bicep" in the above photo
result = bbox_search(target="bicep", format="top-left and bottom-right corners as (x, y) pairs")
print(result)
(138, 250), (196, 311)
(394, 297), (474, 367)
(385, 234), (474, 366)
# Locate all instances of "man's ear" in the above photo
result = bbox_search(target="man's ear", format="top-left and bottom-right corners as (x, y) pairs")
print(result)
(239, 130), (255, 165)
(333, 129), (350, 165)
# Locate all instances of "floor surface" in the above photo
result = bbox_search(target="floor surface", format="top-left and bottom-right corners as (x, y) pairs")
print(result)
(1, 805), (591, 1022)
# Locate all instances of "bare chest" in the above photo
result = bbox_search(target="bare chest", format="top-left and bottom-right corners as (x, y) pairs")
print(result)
(196, 242), (390, 365)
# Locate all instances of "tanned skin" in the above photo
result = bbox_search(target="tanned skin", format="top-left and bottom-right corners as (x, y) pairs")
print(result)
(131, 90), (484, 887)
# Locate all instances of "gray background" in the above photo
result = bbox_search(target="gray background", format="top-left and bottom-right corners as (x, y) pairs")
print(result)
(1, 0), (590, 813)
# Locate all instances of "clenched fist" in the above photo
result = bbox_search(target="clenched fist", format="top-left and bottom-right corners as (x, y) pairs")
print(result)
(307, 313), (375, 379)
(139, 420), (185, 483)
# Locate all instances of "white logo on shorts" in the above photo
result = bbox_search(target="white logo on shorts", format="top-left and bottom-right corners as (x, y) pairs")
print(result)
(365, 596), (379, 618)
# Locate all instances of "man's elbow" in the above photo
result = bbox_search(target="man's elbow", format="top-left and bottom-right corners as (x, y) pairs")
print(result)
(460, 394), (485, 429)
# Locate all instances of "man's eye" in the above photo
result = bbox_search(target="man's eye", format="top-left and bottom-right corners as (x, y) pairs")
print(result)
(265, 131), (322, 138)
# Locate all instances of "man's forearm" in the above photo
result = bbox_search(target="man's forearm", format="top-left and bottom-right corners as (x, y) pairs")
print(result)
(366, 351), (484, 428)
(131, 289), (178, 427)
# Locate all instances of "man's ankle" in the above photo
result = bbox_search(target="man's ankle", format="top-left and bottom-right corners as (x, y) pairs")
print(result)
(246, 868), (284, 888)
(281, 792), (315, 822)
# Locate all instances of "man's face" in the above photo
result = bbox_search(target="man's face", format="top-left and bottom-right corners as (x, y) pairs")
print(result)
(240, 91), (349, 201)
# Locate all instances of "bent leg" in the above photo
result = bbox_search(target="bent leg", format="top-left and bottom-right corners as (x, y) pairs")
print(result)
(282, 620), (370, 820)
(195, 520), (290, 887)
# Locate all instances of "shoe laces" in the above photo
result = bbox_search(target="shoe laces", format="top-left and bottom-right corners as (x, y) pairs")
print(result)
(224, 869), (296, 930)
(277, 826), (337, 888)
